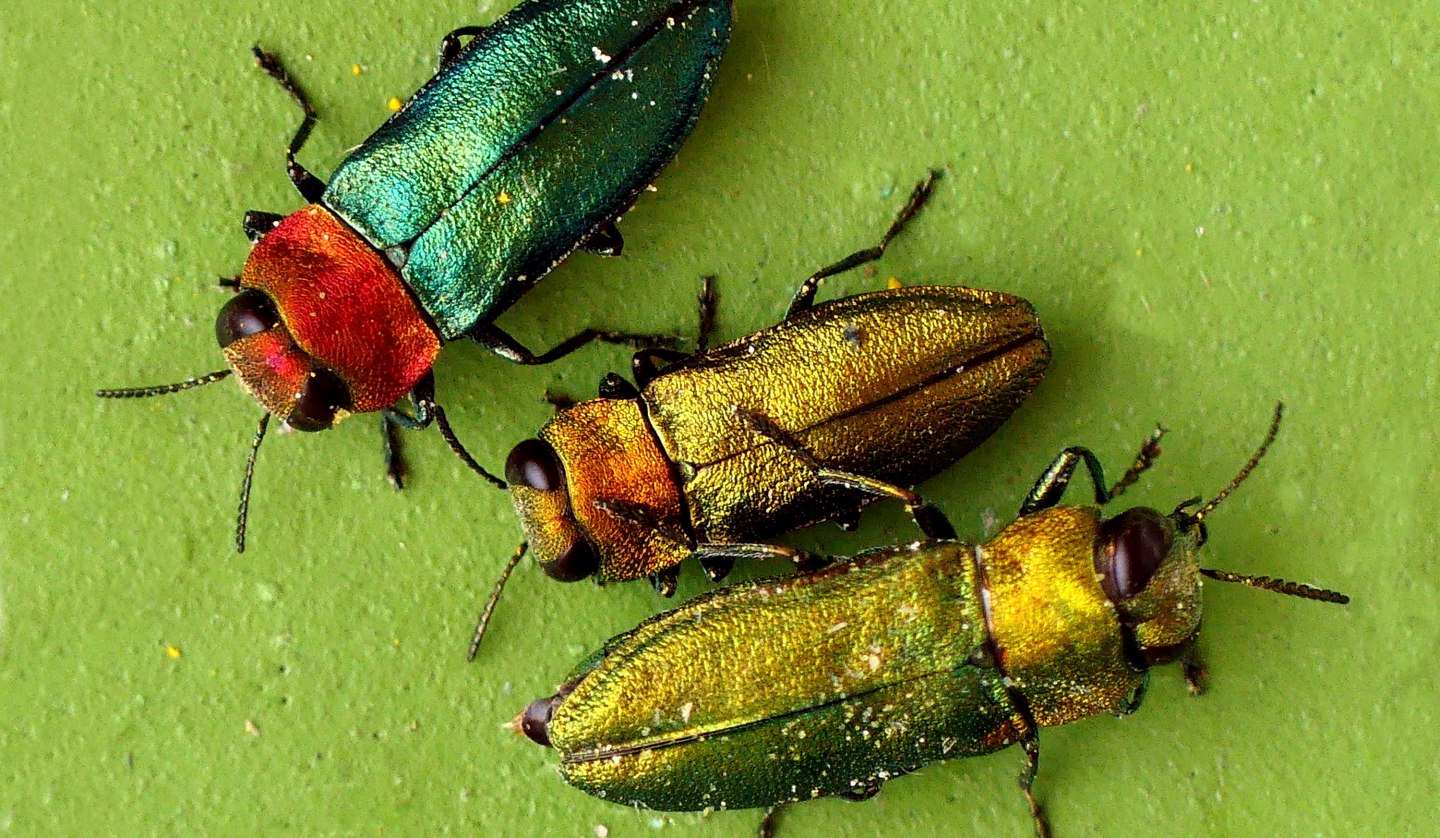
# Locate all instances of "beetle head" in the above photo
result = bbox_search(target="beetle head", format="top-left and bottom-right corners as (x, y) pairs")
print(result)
(1092, 404), (1348, 672)
(217, 287), (354, 431)
(1092, 505), (1204, 667)
(505, 437), (601, 582)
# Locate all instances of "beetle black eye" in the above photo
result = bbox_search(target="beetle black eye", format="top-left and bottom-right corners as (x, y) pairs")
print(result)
(542, 537), (599, 582)
(517, 695), (560, 747)
(1097, 508), (1173, 601)
(215, 289), (280, 348)
(287, 367), (352, 432)
(505, 438), (565, 492)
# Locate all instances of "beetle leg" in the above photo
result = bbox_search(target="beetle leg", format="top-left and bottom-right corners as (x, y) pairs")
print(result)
(1107, 424), (1166, 500)
(649, 567), (680, 597)
(757, 805), (783, 838)
(1116, 671), (1151, 716)
(579, 220), (625, 256)
(1020, 423), (1169, 515)
(695, 273), (718, 353)
(692, 541), (812, 567)
(731, 405), (956, 540)
(385, 372), (507, 489)
(1018, 447), (1109, 516)
(216, 276), (242, 290)
(438, 25), (488, 67)
(380, 412), (405, 490)
(1018, 733), (1051, 838)
(242, 210), (285, 243)
(470, 323), (678, 366)
(1182, 643), (1208, 696)
(251, 47), (326, 203)
(785, 169), (941, 317)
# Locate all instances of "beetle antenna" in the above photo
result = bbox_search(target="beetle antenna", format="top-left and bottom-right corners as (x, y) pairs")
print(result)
(97, 370), (233, 399)
(235, 413), (270, 553)
(427, 401), (508, 489)
(1190, 402), (1284, 524)
(1198, 569), (1349, 604)
(468, 542), (528, 660)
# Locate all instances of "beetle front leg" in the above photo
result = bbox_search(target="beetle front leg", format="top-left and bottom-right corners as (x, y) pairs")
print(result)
(386, 371), (507, 489)
(251, 47), (326, 203)
(731, 405), (955, 540)
(1019, 733), (1052, 838)
(786, 170), (941, 317)
(692, 541), (813, 568)
(1020, 425), (1168, 516)
(471, 323), (678, 366)
(631, 275), (720, 385)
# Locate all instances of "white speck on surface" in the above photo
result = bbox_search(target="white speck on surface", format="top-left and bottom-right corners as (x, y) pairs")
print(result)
(592, 46), (612, 64)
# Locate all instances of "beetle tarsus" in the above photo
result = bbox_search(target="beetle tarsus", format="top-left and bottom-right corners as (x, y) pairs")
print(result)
(438, 25), (488, 67)
(757, 805), (782, 838)
(380, 413), (405, 490)
(579, 220), (625, 256)
(785, 169), (942, 317)
(1019, 735), (1050, 838)
(1183, 644), (1208, 695)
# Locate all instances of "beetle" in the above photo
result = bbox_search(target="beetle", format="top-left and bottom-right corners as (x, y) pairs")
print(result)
(96, 0), (733, 550)
(514, 404), (1348, 837)
(465, 172), (1053, 657)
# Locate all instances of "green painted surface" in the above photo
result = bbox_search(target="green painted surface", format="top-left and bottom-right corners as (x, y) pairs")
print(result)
(1, 1), (1432, 835)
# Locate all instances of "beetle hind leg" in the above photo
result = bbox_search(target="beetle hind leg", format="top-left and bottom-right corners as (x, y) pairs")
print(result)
(785, 169), (941, 317)
(730, 405), (956, 541)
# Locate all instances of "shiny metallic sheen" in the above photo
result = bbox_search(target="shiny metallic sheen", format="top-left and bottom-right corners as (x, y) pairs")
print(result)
(508, 284), (1049, 583)
(324, 0), (733, 339)
(540, 502), (1155, 811)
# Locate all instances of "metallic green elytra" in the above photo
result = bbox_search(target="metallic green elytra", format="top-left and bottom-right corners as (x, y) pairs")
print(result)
(326, 0), (735, 339)
(516, 406), (1349, 835)
(97, 0), (733, 551)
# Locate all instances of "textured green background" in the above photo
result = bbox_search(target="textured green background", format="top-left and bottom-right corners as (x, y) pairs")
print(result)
(2, 1), (1434, 835)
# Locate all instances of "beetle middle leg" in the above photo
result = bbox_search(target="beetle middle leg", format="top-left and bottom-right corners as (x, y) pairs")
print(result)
(251, 47), (325, 203)
(470, 323), (678, 366)
(631, 275), (720, 386)
(731, 406), (956, 541)
(786, 170), (941, 317)
(438, 25), (487, 67)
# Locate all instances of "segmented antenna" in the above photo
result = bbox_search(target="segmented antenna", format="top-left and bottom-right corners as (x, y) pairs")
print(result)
(425, 400), (507, 489)
(236, 413), (270, 553)
(1191, 402), (1284, 523)
(1199, 569), (1349, 604)
(96, 370), (233, 398)
(468, 542), (529, 661)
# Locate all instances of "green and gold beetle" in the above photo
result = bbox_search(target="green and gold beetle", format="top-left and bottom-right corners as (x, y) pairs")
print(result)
(516, 405), (1348, 836)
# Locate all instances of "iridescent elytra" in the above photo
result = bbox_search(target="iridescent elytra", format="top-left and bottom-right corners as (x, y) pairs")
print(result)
(517, 405), (1348, 837)
(98, 0), (733, 550)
